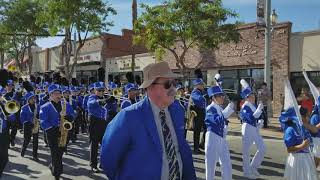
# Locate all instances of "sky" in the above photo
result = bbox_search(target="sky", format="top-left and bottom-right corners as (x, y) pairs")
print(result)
(36, 0), (320, 48)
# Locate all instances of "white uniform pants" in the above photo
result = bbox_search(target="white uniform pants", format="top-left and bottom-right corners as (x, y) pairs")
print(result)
(241, 123), (266, 175)
(205, 131), (232, 180)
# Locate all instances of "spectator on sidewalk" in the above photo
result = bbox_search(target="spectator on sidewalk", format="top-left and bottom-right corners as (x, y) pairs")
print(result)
(297, 88), (313, 114)
(257, 82), (272, 128)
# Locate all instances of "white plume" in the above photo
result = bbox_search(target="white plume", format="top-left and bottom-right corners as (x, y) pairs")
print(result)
(303, 71), (320, 105)
(214, 73), (222, 86)
(283, 79), (303, 126)
(240, 79), (249, 89)
(214, 74), (221, 81)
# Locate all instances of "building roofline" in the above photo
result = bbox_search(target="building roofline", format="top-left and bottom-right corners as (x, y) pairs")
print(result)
(291, 29), (320, 36)
(236, 21), (292, 30)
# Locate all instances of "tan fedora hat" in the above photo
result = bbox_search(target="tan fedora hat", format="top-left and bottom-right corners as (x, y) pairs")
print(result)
(139, 61), (182, 89)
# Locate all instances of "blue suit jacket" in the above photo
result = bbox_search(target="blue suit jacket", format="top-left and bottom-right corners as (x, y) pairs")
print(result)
(100, 97), (196, 180)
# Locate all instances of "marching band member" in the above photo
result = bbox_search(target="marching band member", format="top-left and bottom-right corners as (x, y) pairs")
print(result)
(39, 82), (50, 106)
(191, 78), (206, 154)
(105, 82), (118, 122)
(0, 86), (9, 178)
(82, 84), (94, 129)
(77, 85), (87, 134)
(302, 72), (320, 167)
(120, 83), (137, 109)
(4, 79), (20, 147)
(205, 86), (234, 180)
(70, 86), (80, 142)
(100, 61), (196, 180)
(87, 82), (108, 173)
(310, 97), (320, 167)
(61, 86), (77, 146)
(176, 84), (188, 138)
(239, 79), (265, 179)
(280, 107), (318, 180)
(20, 92), (40, 161)
(40, 84), (75, 180)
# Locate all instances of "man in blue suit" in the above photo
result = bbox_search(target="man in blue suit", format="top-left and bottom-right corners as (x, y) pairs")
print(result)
(100, 62), (196, 180)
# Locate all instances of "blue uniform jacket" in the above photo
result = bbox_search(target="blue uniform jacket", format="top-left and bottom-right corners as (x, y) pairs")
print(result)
(100, 97), (196, 180)
(39, 101), (75, 130)
(310, 109), (320, 138)
(39, 93), (49, 106)
(0, 105), (8, 134)
(105, 99), (117, 113)
(87, 95), (107, 120)
(82, 94), (90, 111)
(120, 99), (131, 109)
(239, 101), (260, 127)
(20, 104), (40, 125)
(191, 88), (206, 109)
(205, 102), (226, 138)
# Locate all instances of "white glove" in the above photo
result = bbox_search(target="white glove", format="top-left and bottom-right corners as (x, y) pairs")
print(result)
(257, 103), (264, 111)
(257, 119), (264, 128)
(253, 103), (264, 118)
(223, 125), (228, 138)
(222, 102), (235, 119)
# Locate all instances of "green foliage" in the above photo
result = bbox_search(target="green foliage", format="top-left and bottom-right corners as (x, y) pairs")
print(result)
(0, 0), (47, 70)
(135, 0), (240, 64)
(36, 0), (117, 36)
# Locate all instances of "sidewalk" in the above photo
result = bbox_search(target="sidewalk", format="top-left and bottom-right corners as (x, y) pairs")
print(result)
(227, 117), (283, 140)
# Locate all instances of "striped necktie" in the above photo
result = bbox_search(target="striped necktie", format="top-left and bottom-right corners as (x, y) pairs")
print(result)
(159, 110), (180, 180)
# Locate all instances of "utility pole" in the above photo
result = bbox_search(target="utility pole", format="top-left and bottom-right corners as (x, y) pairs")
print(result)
(264, 0), (272, 90)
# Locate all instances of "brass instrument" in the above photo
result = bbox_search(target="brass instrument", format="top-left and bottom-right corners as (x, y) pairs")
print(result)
(7, 65), (17, 72)
(0, 96), (20, 114)
(112, 88), (123, 97)
(32, 104), (40, 134)
(186, 96), (197, 130)
(58, 98), (72, 148)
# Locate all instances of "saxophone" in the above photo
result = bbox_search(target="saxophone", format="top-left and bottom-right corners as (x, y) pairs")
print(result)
(32, 104), (39, 134)
(186, 96), (197, 130)
(58, 98), (72, 148)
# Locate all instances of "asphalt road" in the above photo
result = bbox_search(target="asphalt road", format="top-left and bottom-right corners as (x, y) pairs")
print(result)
(2, 127), (287, 180)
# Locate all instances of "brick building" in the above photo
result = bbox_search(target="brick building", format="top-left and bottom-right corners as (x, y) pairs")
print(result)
(164, 22), (292, 116)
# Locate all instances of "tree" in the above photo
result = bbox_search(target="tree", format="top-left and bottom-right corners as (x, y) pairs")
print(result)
(36, 0), (116, 80)
(0, 0), (47, 74)
(134, 0), (241, 77)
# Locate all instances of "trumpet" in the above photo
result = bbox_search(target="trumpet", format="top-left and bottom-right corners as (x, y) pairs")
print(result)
(0, 96), (20, 114)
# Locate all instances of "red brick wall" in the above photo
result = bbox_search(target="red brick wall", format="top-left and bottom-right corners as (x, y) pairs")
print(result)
(101, 29), (148, 60)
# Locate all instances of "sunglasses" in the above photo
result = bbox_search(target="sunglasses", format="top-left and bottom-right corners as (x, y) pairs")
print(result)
(152, 80), (176, 89)
(97, 89), (105, 92)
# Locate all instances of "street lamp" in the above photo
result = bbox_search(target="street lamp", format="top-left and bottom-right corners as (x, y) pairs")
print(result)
(271, 9), (278, 26)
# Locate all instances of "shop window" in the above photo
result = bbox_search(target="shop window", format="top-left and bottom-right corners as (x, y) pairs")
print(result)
(239, 69), (251, 78)
(220, 70), (237, 78)
(252, 69), (264, 90)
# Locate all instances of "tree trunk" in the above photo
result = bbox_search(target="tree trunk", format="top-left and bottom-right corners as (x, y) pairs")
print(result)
(63, 28), (72, 80)
(27, 39), (33, 75)
(0, 50), (4, 69)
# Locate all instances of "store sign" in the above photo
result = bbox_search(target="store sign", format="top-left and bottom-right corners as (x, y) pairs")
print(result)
(219, 44), (258, 57)
(77, 52), (100, 63)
